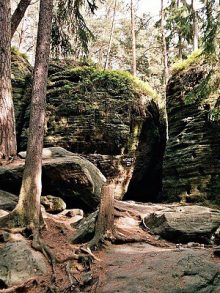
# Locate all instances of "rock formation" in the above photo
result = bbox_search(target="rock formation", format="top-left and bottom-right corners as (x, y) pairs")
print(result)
(11, 52), (166, 202)
(163, 55), (220, 205)
(0, 149), (106, 211)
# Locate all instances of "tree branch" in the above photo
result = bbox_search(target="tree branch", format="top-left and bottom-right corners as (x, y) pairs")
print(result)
(11, 0), (32, 38)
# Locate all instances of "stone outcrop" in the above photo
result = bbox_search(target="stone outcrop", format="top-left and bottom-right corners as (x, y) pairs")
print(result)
(163, 57), (220, 205)
(143, 205), (220, 243)
(0, 240), (47, 288)
(0, 190), (18, 211)
(0, 150), (106, 211)
(11, 53), (165, 202)
(100, 243), (220, 293)
(72, 200), (220, 245)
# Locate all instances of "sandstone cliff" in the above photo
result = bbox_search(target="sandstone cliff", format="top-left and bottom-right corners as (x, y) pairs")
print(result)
(163, 53), (220, 205)
(11, 52), (165, 202)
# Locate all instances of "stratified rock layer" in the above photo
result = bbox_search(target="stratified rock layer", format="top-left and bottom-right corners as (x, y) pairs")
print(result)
(163, 59), (220, 204)
(0, 151), (106, 211)
(11, 53), (165, 202)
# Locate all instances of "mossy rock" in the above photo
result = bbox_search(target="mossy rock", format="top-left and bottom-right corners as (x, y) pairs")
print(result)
(41, 195), (66, 213)
(15, 64), (159, 155)
(163, 52), (220, 206)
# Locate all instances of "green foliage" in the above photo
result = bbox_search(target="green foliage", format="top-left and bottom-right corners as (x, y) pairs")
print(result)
(172, 49), (203, 74)
(52, 0), (97, 57)
(49, 65), (158, 99)
(86, 67), (156, 97)
(208, 108), (220, 123)
(11, 46), (29, 61)
(172, 48), (220, 108)
(201, 0), (220, 57)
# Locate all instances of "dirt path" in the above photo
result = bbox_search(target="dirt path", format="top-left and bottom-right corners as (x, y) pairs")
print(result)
(95, 242), (220, 293)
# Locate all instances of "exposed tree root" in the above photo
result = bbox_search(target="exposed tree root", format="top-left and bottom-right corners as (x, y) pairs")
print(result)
(80, 247), (101, 261)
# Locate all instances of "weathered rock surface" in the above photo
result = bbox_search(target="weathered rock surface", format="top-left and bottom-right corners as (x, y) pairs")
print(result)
(72, 200), (220, 245)
(0, 240), (47, 288)
(143, 205), (220, 243)
(41, 195), (66, 213)
(163, 59), (220, 205)
(99, 243), (220, 293)
(12, 55), (165, 202)
(0, 152), (106, 211)
(0, 190), (18, 211)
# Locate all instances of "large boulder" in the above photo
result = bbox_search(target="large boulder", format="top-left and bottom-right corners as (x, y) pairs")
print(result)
(0, 240), (47, 288)
(0, 190), (18, 211)
(163, 53), (220, 205)
(12, 58), (165, 202)
(144, 205), (220, 243)
(0, 149), (106, 211)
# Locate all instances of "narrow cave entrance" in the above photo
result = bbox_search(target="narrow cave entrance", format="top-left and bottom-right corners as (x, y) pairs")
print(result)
(124, 109), (166, 203)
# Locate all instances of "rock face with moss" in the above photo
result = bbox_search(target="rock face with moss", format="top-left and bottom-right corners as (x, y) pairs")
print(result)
(12, 53), (165, 202)
(163, 53), (220, 205)
(11, 48), (32, 148)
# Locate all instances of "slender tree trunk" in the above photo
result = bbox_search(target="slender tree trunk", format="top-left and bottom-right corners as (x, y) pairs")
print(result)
(192, 0), (199, 51)
(161, 0), (169, 141)
(11, 0), (32, 38)
(161, 0), (168, 85)
(104, 0), (117, 70)
(177, 0), (183, 59)
(89, 183), (114, 248)
(15, 0), (53, 228)
(0, 0), (17, 161)
(131, 0), (137, 76)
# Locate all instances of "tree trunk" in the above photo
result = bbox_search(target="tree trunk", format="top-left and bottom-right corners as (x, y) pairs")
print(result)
(104, 0), (117, 70)
(177, 0), (183, 59)
(161, 0), (169, 140)
(161, 0), (168, 85)
(14, 0), (53, 228)
(131, 0), (137, 76)
(11, 0), (32, 38)
(0, 0), (17, 161)
(89, 183), (114, 248)
(192, 0), (199, 51)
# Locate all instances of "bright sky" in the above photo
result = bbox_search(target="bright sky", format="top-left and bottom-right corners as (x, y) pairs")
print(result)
(125, 0), (203, 17)
(137, 0), (161, 17)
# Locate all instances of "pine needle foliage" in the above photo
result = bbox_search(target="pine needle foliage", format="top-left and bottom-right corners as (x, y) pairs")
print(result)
(52, 0), (98, 57)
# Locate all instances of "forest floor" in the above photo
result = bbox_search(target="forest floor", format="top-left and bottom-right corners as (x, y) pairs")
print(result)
(26, 215), (220, 293)
(0, 201), (220, 292)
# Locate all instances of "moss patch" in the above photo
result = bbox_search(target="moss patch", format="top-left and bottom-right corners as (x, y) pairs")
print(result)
(172, 50), (203, 75)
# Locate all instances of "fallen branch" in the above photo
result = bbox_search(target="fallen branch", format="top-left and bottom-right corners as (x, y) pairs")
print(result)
(80, 247), (101, 262)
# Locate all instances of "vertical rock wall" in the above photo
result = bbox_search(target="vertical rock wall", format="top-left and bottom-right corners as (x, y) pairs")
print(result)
(163, 61), (220, 205)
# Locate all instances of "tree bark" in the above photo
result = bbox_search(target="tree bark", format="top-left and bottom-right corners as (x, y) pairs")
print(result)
(161, 0), (169, 140)
(89, 183), (114, 248)
(11, 0), (32, 38)
(104, 0), (117, 70)
(176, 0), (183, 59)
(0, 0), (17, 161)
(131, 0), (137, 76)
(161, 0), (168, 85)
(14, 0), (53, 228)
(192, 0), (199, 51)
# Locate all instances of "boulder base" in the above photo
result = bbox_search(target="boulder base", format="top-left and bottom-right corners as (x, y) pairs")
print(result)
(144, 205), (220, 243)
(0, 241), (47, 288)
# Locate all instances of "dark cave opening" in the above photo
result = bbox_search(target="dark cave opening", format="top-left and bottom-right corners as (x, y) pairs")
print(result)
(124, 109), (166, 203)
